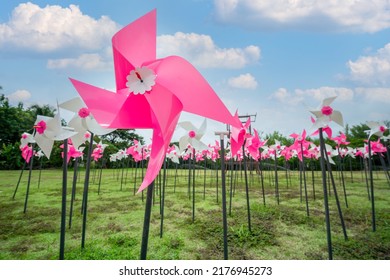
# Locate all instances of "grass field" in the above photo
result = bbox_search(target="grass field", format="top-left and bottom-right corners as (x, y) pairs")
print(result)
(0, 166), (389, 260)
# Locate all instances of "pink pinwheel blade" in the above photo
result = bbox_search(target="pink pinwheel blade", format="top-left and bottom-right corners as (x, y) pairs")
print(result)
(153, 55), (240, 128)
(112, 9), (156, 90)
(137, 89), (183, 193)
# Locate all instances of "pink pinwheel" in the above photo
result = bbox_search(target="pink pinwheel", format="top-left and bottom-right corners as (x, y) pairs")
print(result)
(60, 140), (84, 163)
(290, 129), (312, 161)
(230, 113), (251, 157)
(332, 132), (350, 147)
(309, 96), (343, 132)
(21, 145), (33, 163)
(245, 129), (266, 160)
(70, 10), (240, 192)
(366, 139), (387, 155)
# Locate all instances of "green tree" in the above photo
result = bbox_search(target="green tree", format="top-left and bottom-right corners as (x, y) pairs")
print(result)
(28, 104), (56, 118)
(101, 129), (144, 150)
(0, 94), (35, 146)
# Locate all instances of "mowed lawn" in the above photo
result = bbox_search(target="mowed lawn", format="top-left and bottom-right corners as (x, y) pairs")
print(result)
(0, 166), (389, 260)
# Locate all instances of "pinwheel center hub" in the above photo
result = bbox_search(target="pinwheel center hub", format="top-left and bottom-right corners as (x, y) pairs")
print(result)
(379, 125), (387, 133)
(321, 106), (333, 116)
(135, 72), (143, 83)
(188, 130), (196, 138)
(21, 133), (28, 139)
(78, 107), (90, 118)
(34, 120), (47, 134)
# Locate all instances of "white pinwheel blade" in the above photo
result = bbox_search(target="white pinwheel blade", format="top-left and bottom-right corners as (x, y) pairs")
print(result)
(59, 97), (85, 113)
(34, 134), (54, 159)
(197, 118), (207, 138)
(191, 138), (208, 152)
(321, 96), (337, 107)
(178, 121), (197, 132)
(85, 117), (115, 135)
(331, 110), (344, 127)
(179, 135), (190, 152)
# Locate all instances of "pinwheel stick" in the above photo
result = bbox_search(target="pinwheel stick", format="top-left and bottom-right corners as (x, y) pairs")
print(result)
(318, 128), (333, 260)
(242, 142), (252, 232)
(69, 157), (79, 229)
(81, 132), (94, 249)
(300, 142), (310, 217)
(13, 156), (28, 199)
(367, 139), (376, 232)
(23, 143), (35, 214)
(215, 131), (229, 260)
(37, 157), (43, 189)
(59, 139), (68, 260)
(140, 181), (155, 260)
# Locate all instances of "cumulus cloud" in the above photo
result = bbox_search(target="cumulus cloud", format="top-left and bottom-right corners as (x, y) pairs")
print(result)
(7, 90), (31, 103)
(213, 0), (390, 33)
(355, 87), (390, 104)
(0, 2), (119, 52)
(157, 32), (260, 68)
(47, 53), (112, 70)
(271, 87), (354, 105)
(227, 73), (258, 89)
(346, 43), (390, 86)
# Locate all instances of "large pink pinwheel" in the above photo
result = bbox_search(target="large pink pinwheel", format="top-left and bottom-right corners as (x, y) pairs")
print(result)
(70, 10), (240, 192)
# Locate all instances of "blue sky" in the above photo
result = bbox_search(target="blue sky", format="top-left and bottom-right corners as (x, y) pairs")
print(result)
(1, 0), (390, 145)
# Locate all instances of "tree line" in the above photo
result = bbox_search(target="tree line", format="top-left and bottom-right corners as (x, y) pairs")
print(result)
(0, 90), (389, 170)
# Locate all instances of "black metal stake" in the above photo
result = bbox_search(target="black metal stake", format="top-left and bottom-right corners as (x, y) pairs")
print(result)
(81, 132), (94, 249)
(59, 139), (68, 260)
(367, 139), (376, 232)
(69, 157), (79, 229)
(140, 181), (155, 260)
(319, 128), (333, 260)
(23, 143), (35, 213)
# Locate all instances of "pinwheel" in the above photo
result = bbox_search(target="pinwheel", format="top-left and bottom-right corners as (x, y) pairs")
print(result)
(245, 129), (266, 160)
(69, 10), (240, 197)
(59, 97), (115, 149)
(230, 113), (251, 157)
(33, 114), (77, 159)
(366, 121), (388, 140)
(308, 95), (347, 260)
(178, 119), (208, 153)
(20, 132), (35, 149)
(309, 96), (343, 133)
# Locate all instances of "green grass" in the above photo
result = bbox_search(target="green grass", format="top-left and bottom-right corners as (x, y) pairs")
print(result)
(0, 167), (389, 260)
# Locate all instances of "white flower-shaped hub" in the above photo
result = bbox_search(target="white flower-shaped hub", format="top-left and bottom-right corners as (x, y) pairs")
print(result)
(126, 66), (156, 95)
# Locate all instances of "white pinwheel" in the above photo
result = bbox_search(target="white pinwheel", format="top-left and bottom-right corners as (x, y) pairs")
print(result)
(33, 113), (77, 159)
(59, 97), (115, 148)
(365, 121), (388, 140)
(178, 118), (208, 152)
(309, 96), (343, 132)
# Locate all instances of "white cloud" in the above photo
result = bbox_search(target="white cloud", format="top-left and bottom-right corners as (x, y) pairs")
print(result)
(7, 90), (31, 103)
(213, 0), (390, 33)
(47, 53), (112, 70)
(227, 73), (258, 89)
(157, 32), (260, 68)
(0, 2), (119, 52)
(271, 87), (354, 105)
(355, 87), (390, 104)
(347, 43), (390, 86)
